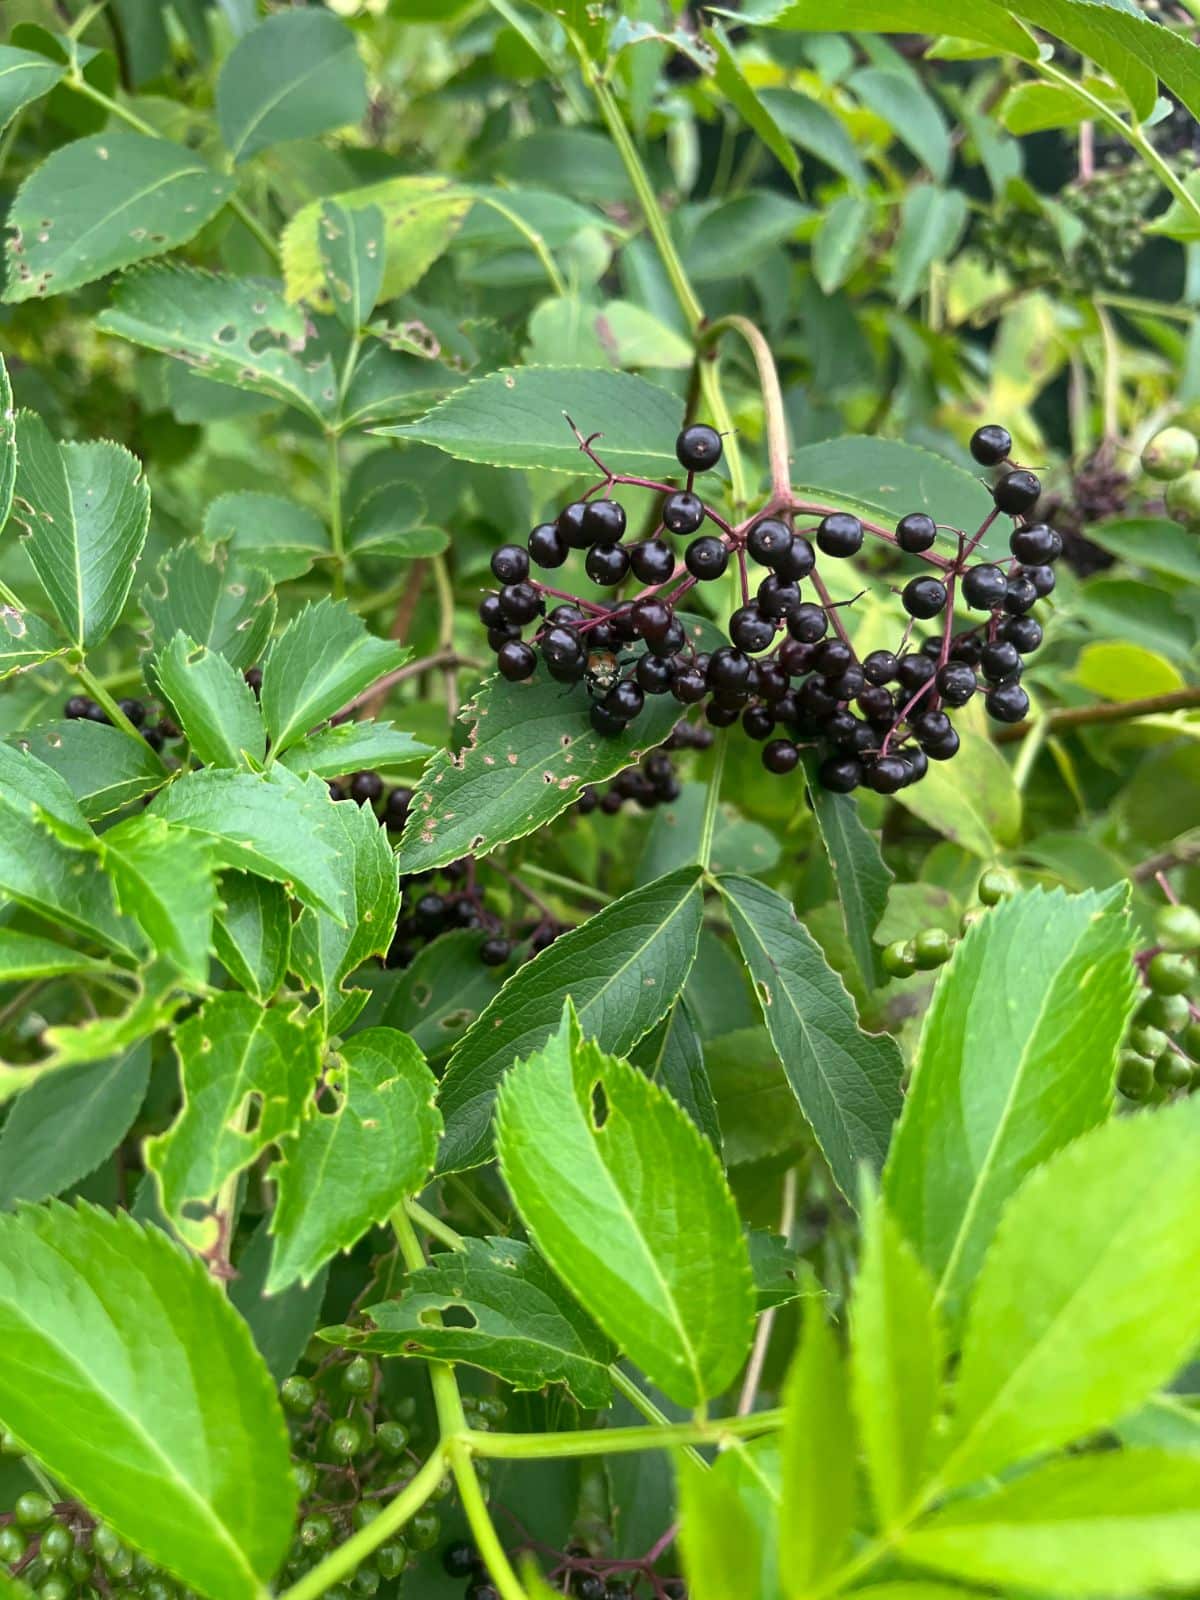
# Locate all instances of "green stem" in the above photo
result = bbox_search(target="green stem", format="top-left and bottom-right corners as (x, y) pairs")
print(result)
(700, 315), (790, 499)
(72, 661), (143, 743)
(1012, 713), (1048, 790)
(473, 192), (567, 296)
(67, 0), (108, 39)
(464, 1408), (784, 1461)
(277, 1446), (448, 1600)
(609, 1367), (706, 1470)
(405, 1197), (465, 1253)
(518, 865), (613, 905)
(327, 432), (346, 601)
(696, 731), (727, 872)
(1094, 300), (1121, 444)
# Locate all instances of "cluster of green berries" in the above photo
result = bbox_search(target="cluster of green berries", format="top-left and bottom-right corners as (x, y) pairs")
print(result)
(62, 695), (178, 753)
(880, 867), (1016, 979)
(477, 420), (1052, 794)
(1142, 423), (1200, 531)
(976, 162), (1161, 293)
(1117, 902), (1200, 1103)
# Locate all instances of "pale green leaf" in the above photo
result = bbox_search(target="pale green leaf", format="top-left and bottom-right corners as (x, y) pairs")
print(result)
(0, 47), (65, 134)
(678, 1451), (770, 1600)
(4, 133), (233, 302)
(157, 631), (266, 768)
(780, 1300), (856, 1586)
(758, 88), (868, 185)
(213, 873), (291, 1002)
(99, 813), (217, 988)
(0, 929), (105, 982)
(217, 9), (366, 163)
(496, 1004), (755, 1407)
(290, 794), (399, 1002)
(851, 66), (952, 180)
(319, 200), (384, 331)
(894, 719), (1020, 858)
(813, 193), (873, 295)
(7, 963), (182, 1097)
(203, 491), (328, 584)
(437, 867), (706, 1174)
(141, 540), (276, 671)
(0, 1202), (294, 1598)
(885, 885), (1137, 1320)
(0, 604), (63, 681)
(630, 997), (721, 1151)
(0, 351), (15, 532)
(706, 24), (800, 190)
(260, 598), (407, 757)
(765, 2), (1038, 60)
(998, 80), (1094, 134)
(267, 1027), (440, 1291)
(891, 186), (968, 309)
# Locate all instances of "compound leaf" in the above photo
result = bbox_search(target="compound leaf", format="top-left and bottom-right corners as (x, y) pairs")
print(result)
(157, 631), (266, 769)
(260, 599), (407, 757)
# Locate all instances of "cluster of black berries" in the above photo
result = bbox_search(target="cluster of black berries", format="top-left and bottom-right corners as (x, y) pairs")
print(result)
(477, 419), (1054, 794)
(63, 694), (178, 753)
(444, 1536), (688, 1599)
(579, 743), (685, 816)
(382, 856), (556, 972)
(1118, 900), (1200, 1103)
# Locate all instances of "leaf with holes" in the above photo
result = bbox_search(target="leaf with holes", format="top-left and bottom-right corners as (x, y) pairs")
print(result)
(0, 604), (66, 679)
(98, 266), (338, 423)
(329, 1236), (615, 1407)
(203, 492), (328, 584)
(437, 867), (706, 1174)
(717, 874), (903, 1203)
(11, 412), (150, 649)
(213, 874), (291, 1003)
(141, 541), (276, 671)
(10, 721), (166, 819)
(290, 793), (399, 1004)
(217, 9), (367, 164)
(319, 200), (384, 331)
(260, 599), (408, 758)
(4, 133), (234, 302)
(0, 1201), (294, 1598)
(496, 1002), (755, 1407)
(157, 632), (265, 769)
(146, 993), (322, 1252)
(267, 1028), (440, 1291)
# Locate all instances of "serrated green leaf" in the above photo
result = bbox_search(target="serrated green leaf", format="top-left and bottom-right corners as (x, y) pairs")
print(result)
(99, 266), (337, 424)
(291, 796), (399, 1003)
(0, 1044), (150, 1207)
(804, 756), (892, 991)
(12, 962), (182, 1095)
(203, 491), (328, 584)
(11, 413), (150, 649)
(765, 2), (1036, 59)
(885, 885), (1138, 1321)
(381, 366), (686, 476)
(319, 200), (384, 331)
(147, 993), (322, 1252)
(217, 9), (366, 163)
(437, 867), (706, 1174)
(0, 47), (65, 133)
(937, 1098), (1200, 1490)
(749, 1228), (806, 1311)
(157, 631), (265, 768)
(213, 872), (291, 1002)
(9, 720), (166, 819)
(717, 874), (902, 1203)
(280, 176), (471, 306)
(4, 133), (233, 302)
(902, 1450), (1200, 1594)
(0, 929), (106, 981)
(851, 1192), (942, 1528)
(496, 1003), (755, 1406)
(0, 604), (62, 680)
(260, 598), (407, 757)
(335, 1236), (615, 1407)
(141, 540), (275, 672)
(277, 720), (431, 780)
(267, 1027), (440, 1291)
(0, 1202), (294, 1598)
(99, 813), (217, 988)
(149, 767), (348, 920)
(677, 1450), (771, 1600)
(893, 720), (1020, 858)
(780, 1298), (856, 1585)
(347, 485), (449, 560)
(631, 997), (721, 1151)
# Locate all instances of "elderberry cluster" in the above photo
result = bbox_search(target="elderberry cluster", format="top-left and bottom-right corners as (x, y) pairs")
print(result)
(477, 419), (1055, 794)
(579, 740), (688, 816)
(62, 694), (178, 752)
(1118, 901), (1200, 1103)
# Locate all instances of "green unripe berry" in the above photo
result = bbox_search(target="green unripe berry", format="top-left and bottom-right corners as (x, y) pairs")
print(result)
(341, 1356), (374, 1395)
(374, 1420), (409, 1456)
(326, 1420), (364, 1460)
(430, 1472), (455, 1501)
(40, 1525), (73, 1565)
(352, 1501), (382, 1532)
(353, 1565), (381, 1595)
(36, 1576), (70, 1600)
(1141, 425), (1199, 481)
(913, 928), (954, 970)
(1156, 1051), (1192, 1090)
(978, 866), (1017, 906)
(324, 1586), (353, 1600)
(1155, 903), (1200, 951)
(293, 1460), (318, 1498)
(0, 1526), (27, 1563)
(0, 1431), (25, 1456)
(14, 1494), (54, 1529)
(391, 1396), (417, 1423)
(881, 940), (917, 979)
(1148, 952), (1196, 995)
(1165, 468), (1200, 527)
(1139, 990), (1190, 1032)
(1130, 1023), (1169, 1062)
(408, 1510), (440, 1551)
(1182, 1019), (1200, 1060)
(1117, 1049), (1155, 1100)
(476, 1396), (507, 1425)
(144, 1579), (179, 1600)
(376, 1542), (407, 1580)
(299, 1514), (334, 1552)
(67, 1549), (92, 1582)
(281, 1376), (317, 1416)
(132, 1552), (157, 1579)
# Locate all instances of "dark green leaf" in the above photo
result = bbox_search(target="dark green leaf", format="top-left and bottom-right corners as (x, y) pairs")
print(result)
(804, 756), (892, 990)
(216, 9), (367, 163)
(261, 599), (407, 757)
(630, 998), (721, 1151)
(229, 1218), (328, 1386)
(157, 632), (265, 769)
(0, 47), (64, 133)
(141, 540), (276, 672)
(213, 873), (291, 1002)
(203, 492), (328, 584)
(9, 721), (166, 819)
(277, 720), (431, 780)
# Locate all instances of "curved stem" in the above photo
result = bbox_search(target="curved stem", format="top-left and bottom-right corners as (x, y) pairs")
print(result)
(464, 1409), (785, 1461)
(701, 315), (790, 500)
(471, 192), (567, 296)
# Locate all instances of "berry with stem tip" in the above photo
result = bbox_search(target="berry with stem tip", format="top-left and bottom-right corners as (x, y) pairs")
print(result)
(685, 535), (729, 580)
(1001, 615), (1043, 654)
(490, 545), (529, 583)
(882, 940), (917, 979)
(980, 640), (1021, 682)
(281, 1374), (316, 1414)
(818, 754), (862, 792)
(729, 605), (775, 654)
(480, 936), (511, 967)
(936, 662), (976, 707)
(863, 650), (898, 685)
(498, 582), (542, 624)
(787, 603), (827, 643)
(1009, 523), (1062, 564)
(1130, 1023), (1169, 1062)
(762, 738), (798, 773)
(585, 544), (630, 586)
(970, 423), (1013, 466)
(1155, 903), (1200, 950)
(1156, 1052), (1192, 1090)
(992, 468), (1042, 515)
(902, 576), (947, 619)
(1140, 991), (1190, 1033)
(1117, 1050), (1155, 1100)
(913, 927), (954, 969)
(341, 1354), (373, 1393)
(377, 1544), (408, 1581)
(0, 1527), (24, 1563)
(349, 771), (383, 805)
(978, 866), (1017, 905)
(557, 501), (593, 550)
(14, 1493), (53, 1528)
(746, 516), (791, 565)
(676, 423), (723, 472)
(443, 1542), (480, 1579)
(630, 539), (675, 585)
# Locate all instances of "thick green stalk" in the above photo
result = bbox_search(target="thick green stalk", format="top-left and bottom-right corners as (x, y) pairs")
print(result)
(464, 1409), (785, 1461)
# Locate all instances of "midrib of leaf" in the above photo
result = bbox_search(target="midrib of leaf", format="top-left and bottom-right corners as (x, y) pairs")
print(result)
(0, 1252), (257, 1587)
(931, 911), (1111, 1309)
(55, 452), (84, 645)
(56, 163), (215, 276)
(229, 46), (351, 160)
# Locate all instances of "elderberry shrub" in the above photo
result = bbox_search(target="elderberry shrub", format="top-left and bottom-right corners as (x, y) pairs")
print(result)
(476, 421), (1050, 792)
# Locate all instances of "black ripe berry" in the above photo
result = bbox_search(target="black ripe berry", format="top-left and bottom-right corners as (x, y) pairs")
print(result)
(118, 697), (146, 726)
(631, 597), (671, 643)
(867, 756), (910, 795)
(787, 603), (828, 643)
(816, 512), (864, 558)
(936, 661), (976, 707)
(603, 680), (644, 723)
(443, 1543), (479, 1579)
(819, 754), (862, 793)
(583, 498), (626, 543)
(742, 704), (775, 740)
(585, 543), (630, 586)
(498, 582), (542, 624)
(349, 770), (383, 804)
(676, 423), (723, 473)
(913, 708), (952, 746)
(685, 535), (729, 580)
(414, 893), (447, 936)
(672, 667), (707, 704)
(528, 521), (568, 569)
(479, 593), (504, 630)
(969, 423), (1013, 466)
(244, 665), (263, 695)
(986, 682), (1030, 723)
(480, 937), (511, 966)
(1010, 522), (1062, 564)
(541, 626), (584, 682)
(858, 684), (894, 721)
(497, 640), (537, 681)
(895, 512), (937, 553)
(64, 694), (92, 719)
(813, 638), (852, 676)
(746, 516), (792, 566)
(774, 533), (816, 580)
(636, 654), (675, 694)
(662, 489), (705, 535)
(763, 738), (799, 774)
(961, 563), (1007, 610)
(757, 574), (801, 619)
(950, 631), (985, 666)
(980, 639), (1021, 682)
(1002, 615), (1043, 654)
(863, 650), (898, 685)
(902, 576), (948, 619)
(992, 468), (1042, 515)
(630, 539), (675, 585)
(1022, 563), (1056, 598)
(557, 501), (593, 549)
(490, 544), (529, 583)
(707, 647), (753, 695)
(1003, 575), (1039, 615)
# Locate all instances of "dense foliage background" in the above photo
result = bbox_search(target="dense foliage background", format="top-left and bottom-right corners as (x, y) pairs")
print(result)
(2, 1), (1200, 1598)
